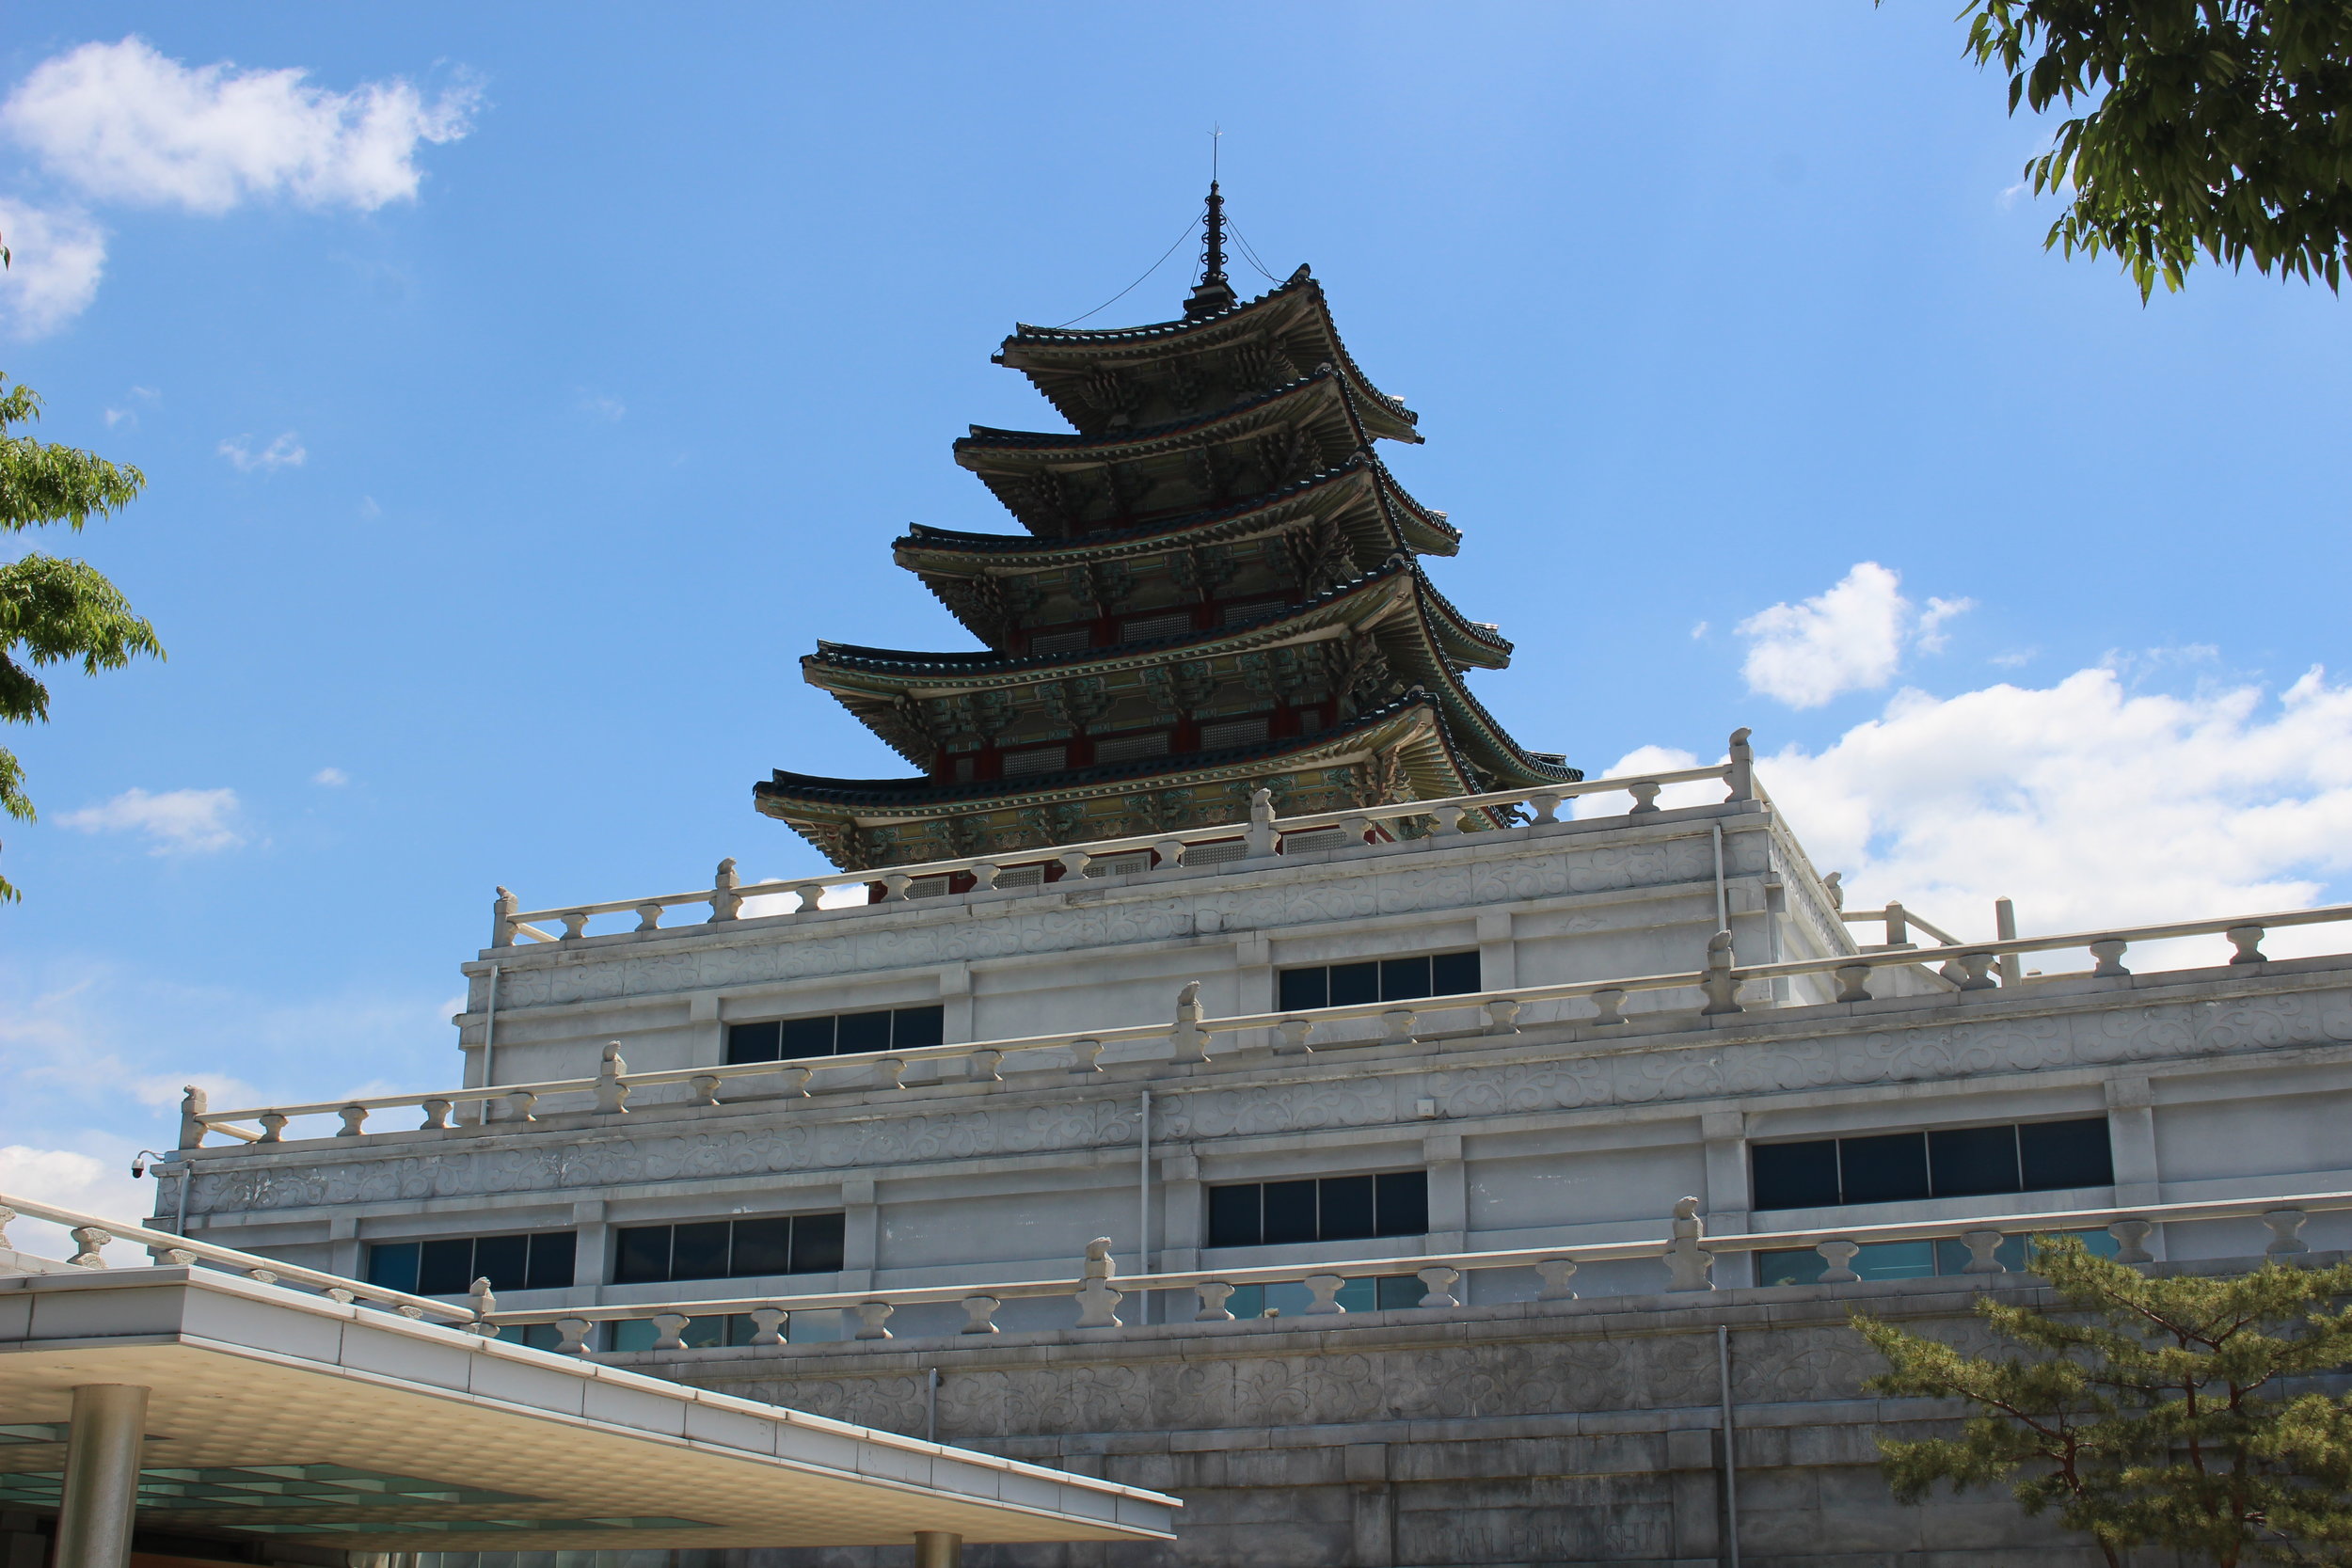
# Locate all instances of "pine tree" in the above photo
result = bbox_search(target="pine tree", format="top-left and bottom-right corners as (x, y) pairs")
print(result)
(0, 372), (161, 902)
(1854, 1238), (2352, 1566)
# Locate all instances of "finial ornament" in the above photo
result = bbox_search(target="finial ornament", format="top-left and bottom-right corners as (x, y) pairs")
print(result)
(1184, 178), (1237, 321)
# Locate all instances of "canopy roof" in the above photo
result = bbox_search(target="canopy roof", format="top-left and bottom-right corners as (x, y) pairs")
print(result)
(0, 1266), (1176, 1554)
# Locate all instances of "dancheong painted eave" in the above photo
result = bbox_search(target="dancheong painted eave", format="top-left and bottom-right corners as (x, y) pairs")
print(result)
(994, 264), (1420, 442)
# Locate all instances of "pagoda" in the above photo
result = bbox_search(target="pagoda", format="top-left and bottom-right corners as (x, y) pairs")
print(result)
(755, 185), (1579, 874)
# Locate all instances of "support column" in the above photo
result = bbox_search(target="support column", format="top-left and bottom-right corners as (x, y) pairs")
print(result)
(842, 1177), (879, 1291)
(913, 1528), (961, 1566)
(56, 1385), (147, 1568)
(938, 962), (973, 1047)
(2106, 1076), (2165, 1259)
(1701, 1111), (1753, 1288)
(1476, 911), (1516, 991)
(690, 993), (724, 1068)
(1422, 1133), (1466, 1257)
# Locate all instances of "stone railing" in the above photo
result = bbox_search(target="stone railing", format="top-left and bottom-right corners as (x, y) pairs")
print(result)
(486, 736), (1761, 945)
(483, 1189), (2352, 1354)
(181, 897), (2352, 1148)
(0, 1191), (479, 1327)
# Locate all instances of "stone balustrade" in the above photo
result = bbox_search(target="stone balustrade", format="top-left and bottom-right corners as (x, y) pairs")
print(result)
(0, 1190), (479, 1327)
(487, 739), (1759, 947)
(480, 1189), (2352, 1355)
(181, 895), (2352, 1148)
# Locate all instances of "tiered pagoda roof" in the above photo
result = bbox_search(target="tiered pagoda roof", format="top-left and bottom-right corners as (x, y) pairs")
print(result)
(757, 183), (1577, 873)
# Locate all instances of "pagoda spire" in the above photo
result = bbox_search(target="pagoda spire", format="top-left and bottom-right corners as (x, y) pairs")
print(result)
(1184, 181), (1237, 321)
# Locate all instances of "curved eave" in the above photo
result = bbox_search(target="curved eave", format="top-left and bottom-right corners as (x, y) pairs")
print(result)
(894, 460), (1426, 576)
(998, 265), (1420, 440)
(755, 695), (1461, 821)
(1391, 630), (1580, 789)
(805, 564), (1416, 689)
(1410, 568), (1515, 669)
(955, 368), (1366, 463)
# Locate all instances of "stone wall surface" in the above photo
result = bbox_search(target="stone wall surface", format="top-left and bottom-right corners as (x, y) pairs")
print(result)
(606, 1265), (2217, 1568)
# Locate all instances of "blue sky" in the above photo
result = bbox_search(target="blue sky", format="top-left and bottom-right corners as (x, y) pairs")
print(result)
(3, 4), (2347, 1225)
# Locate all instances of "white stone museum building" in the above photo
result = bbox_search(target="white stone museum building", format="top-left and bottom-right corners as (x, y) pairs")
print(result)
(8, 190), (2350, 1568)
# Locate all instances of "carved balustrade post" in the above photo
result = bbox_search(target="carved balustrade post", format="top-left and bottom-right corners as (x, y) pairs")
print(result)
(561, 911), (591, 941)
(1699, 932), (1741, 1016)
(2226, 925), (2267, 965)
(1587, 988), (1626, 1027)
(336, 1104), (368, 1137)
(1952, 953), (1998, 991)
(1415, 1266), (1461, 1308)
(178, 1085), (210, 1149)
(634, 902), (664, 932)
(594, 1044), (631, 1114)
(1380, 1008), (1417, 1043)
(1245, 788), (1279, 857)
(1341, 814), (1374, 845)
(1883, 901), (1909, 947)
(1067, 1039), (1104, 1074)
(959, 1296), (1002, 1335)
(853, 1302), (896, 1339)
(1834, 964), (1873, 1004)
(2264, 1208), (2310, 1255)
(966, 1052), (1003, 1084)
(1663, 1197), (1714, 1291)
(1812, 1239), (1861, 1284)
(1057, 850), (1091, 881)
(493, 885), (521, 947)
(875, 1057), (907, 1090)
(1302, 1274), (1348, 1314)
(793, 882), (826, 913)
(1431, 805), (1465, 836)
(1195, 1281), (1236, 1321)
(690, 1075), (723, 1106)
(749, 1308), (787, 1346)
(1627, 781), (1661, 816)
(970, 862), (1002, 890)
(1484, 999), (1521, 1036)
(257, 1113), (288, 1144)
(68, 1227), (111, 1268)
(708, 857), (742, 922)
(501, 1090), (537, 1122)
(469, 1277), (499, 1335)
(1169, 982), (1210, 1064)
(421, 1099), (453, 1130)
(1274, 1019), (1313, 1054)
(1534, 1259), (1579, 1301)
(2107, 1218), (2156, 1264)
(1959, 1230), (2008, 1275)
(324, 1287), (354, 1304)
(0, 1204), (13, 1248)
(776, 1066), (814, 1097)
(1527, 791), (1561, 825)
(2090, 939), (2132, 977)
(650, 1312), (691, 1351)
(1725, 727), (1755, 801)
(1074, 1238), (1123, 1328)
(1152, 838), (1186, 870)
(246, 1267), (278, 1285)
(554, 1317), (595, 1355)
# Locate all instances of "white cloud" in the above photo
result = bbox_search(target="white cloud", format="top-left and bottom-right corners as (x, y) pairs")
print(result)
(1690, 621), (1709, 640)
(1736, 562), (1971, 708)
(358, 496), (381, 519)
(0, 197), (105, 337)
(311, 766), (349, 786)
(218, 431), (305, 472)
(3, 37), (479, 215)
(579, 391), (626, 421)
(56, 786), (243, 853)
(1729, 664), (2352, 962)
(102, 383), (157, 427)
(0, 1144), (153, 1262)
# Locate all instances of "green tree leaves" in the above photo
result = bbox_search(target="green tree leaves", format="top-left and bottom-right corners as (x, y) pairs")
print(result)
(1856, 1238), (2352, 1566)
(1963, 1), (2352, 297)
(0, 374), (160, 901)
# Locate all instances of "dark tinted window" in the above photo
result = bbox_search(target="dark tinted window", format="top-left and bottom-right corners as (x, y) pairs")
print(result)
(1278, 952), (1480, 1012)
(1206, 1171), (1430, 1248)
(1838, 1133), (1931, 1205)
(2020, 1118), (2114, 1190)
(1752, 1141), (1840, 1211)
(368, 1230), (576, 1296)
(727, 1006), (946, 1064)
(1208, 1184), (1262, 1248)
(1753, 1118), (2114, 1211)
(1930, 1125), (2021, 1198)
(611, 1212), (848, 1283)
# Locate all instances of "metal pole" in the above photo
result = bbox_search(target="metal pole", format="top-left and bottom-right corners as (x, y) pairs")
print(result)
(913, 1529), (961, 1567)
(1717, 1325), (1740, 1568)
(56, 1384), (148, 1568)
(926, 1367), (938, 1444)
(1138, 1088), (1152, 1326)
(479, 962), (501, 1123)
(1711, 824), (1730, 954)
